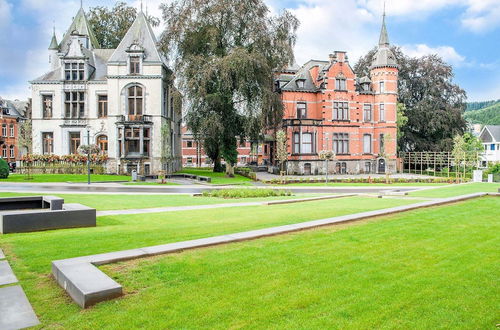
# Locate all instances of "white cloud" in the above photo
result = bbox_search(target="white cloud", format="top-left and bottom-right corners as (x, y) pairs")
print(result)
(461, 0), (500, 33)
(0, 0), (12, 28)
(401, 44), (466, 66)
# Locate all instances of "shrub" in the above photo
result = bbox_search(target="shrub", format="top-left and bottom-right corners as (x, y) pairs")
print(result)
(0, 158), (9, 179)
(487, 163), (500, 175)
(202, 188), (292, 199)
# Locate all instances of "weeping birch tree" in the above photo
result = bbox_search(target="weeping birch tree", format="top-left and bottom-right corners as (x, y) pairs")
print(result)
(159, 0), (299, 176)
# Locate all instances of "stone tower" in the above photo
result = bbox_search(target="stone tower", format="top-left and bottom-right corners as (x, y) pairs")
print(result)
(48, 27), (59, 71)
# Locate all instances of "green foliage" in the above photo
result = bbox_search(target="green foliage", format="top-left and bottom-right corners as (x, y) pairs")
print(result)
(0, 158), (9, 178)
(486, 163), (500, 175)
(202, 188), (292, 199)
(466, 100), (500, 112)
(88, 2), (159, 49)
(464, 102), (500, 125)
(160, 0), (299, 173)
(275, 130), (288, 170)
(355, 47), (467, 152)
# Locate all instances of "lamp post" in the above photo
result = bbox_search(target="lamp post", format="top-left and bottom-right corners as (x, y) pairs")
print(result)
(86, 126), (91, 185)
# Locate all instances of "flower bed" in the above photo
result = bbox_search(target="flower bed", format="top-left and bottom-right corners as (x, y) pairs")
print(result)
(18, 154), (108, 175)
(264, 177), (460, 185)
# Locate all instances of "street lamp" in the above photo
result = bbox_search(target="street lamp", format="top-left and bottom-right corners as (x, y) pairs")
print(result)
(86, 125), (91, 185)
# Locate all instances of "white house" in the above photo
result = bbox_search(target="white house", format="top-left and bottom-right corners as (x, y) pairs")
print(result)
(30, 7), (181, 175)
(478, 125), (500, 167)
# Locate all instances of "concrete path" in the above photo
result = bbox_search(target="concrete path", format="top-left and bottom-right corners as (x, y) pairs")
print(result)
(52, 192), (494, 308)
(96, 195), (354, 217)
(0, 261), (18, 286)
(0, 248), (4, 260)
(0, 286), (40, 329)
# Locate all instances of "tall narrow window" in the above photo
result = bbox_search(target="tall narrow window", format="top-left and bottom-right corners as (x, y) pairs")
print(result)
(64, 62), (85, 81)
(333, 133), (349, 154)
(128, 86), (143, 116)
(301, 133), (313, 154)
(379, 103), (385, 122)
(335, 78), (347, 91)
(9, 124), (14, 137)
(130, 56), (141, 74)
(1, 145), (6, 158)
(42, 133), (54, 155)
(380, 134), (385, 154)
(380, 81), (385, 93)
(297, 103), (307, 119)
(69, 132), (81, 154)
(293, 133), (300, 154)
(363, 104), (372, 122)
(64, 92), (85, 118)
(363, 134), (372, 154)
(98, 95), (108, 118)
(333, 102), (349, 120)
(2, 124), (6, 136)
(42, 95), (53, 118)
(97, 135), (108, 154)
(9, 145), (14, 159)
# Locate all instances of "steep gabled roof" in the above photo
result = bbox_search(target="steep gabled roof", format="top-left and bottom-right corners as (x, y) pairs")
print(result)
(59, 8), (100, 52)
(108, 11), (163, 64)
(281, 60), (329, 92)
(480, 125), (500, 142)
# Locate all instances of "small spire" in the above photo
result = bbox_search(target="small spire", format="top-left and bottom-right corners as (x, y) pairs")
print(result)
(140, 0), (143, 12)
(49, 22), (59, 50)
(146, 1), (148, 16)
(80, 0), (83, 9)
(379, 1), (390, 47)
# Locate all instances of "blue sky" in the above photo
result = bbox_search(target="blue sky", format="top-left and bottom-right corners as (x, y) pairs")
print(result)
(0, 0), (499, 101)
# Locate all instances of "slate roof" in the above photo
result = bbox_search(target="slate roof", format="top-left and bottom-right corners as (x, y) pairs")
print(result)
(59, 8), (100, 52)
(483, 125), (500, 142)
(371, 12), (398, 69)
(280, 60), (329, 92)
(0, 98), (25, 118)
(108, 11), (163, 64)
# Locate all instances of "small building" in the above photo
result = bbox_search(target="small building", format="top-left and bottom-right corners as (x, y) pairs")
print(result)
(0, 97), (26, 163)
(30, 7), (181, 175)
(478, 125), (500, 167)
(270, 12), (398, 175)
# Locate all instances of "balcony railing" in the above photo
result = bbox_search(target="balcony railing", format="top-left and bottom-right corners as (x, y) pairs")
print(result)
(117, 115), (153, 123)
(283, 118), (322, 127)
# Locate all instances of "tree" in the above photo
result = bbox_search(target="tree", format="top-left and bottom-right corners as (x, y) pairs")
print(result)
(88, 2), (159, 49)
(159, 0), (299, 176)
(452, 133), (483, 182)
(275, 129), (288, 173)
(355, 47), (467, 152)
(0, 158), (9, 179)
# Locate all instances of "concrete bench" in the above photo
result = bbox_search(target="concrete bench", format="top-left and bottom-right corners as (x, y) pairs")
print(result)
(197, 176), (212, 183)
(0, 196), (64, 211)
(0, 203), (96, 234)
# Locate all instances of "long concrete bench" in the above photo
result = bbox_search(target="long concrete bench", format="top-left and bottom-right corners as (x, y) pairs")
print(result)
(51, 192), (495, 308)
(197, 176), (212, 183)
(0, 195), (64, 211)
(0, 202), (96, 234)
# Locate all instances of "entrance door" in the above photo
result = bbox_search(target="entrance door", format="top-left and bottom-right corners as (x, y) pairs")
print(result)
(378, 159), (386, 174)
(304, 163), (312, 175)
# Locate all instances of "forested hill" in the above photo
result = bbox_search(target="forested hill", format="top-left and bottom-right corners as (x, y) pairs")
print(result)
(464, 101), (500, 125)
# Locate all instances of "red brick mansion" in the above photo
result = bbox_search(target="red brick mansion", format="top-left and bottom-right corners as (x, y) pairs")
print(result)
(272, 14), (398, 175)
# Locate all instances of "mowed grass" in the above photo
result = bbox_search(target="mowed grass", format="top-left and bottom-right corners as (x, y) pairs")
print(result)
(0, 173), (131, 183)
(1, 196), (496, 328)
(284, 182), (448, 187)
(177, 168), (253, 185)
(409, 182), (500, 198)
(0, 197), (427, 328)
(0, 192), (326, 211)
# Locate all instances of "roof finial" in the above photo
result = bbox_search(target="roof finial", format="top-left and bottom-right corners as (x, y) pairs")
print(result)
(80, 0), (83, 9)
(146, 1), (148, 16)
(140, 0), (143, 12)
(379, 0), (390, 47)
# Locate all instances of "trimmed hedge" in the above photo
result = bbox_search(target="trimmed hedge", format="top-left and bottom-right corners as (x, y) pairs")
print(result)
(263, 177), (458, 185)
(202, 188), (292, 199)
(0, 158), (9, 179)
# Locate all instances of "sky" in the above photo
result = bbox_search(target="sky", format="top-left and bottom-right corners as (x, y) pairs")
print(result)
(0, 0), (499, 102)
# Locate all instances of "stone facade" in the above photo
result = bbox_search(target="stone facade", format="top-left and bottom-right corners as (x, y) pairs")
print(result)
(30, 8), (181, 175)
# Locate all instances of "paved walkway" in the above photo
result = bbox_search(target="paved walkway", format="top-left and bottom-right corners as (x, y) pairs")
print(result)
(256, 172), (436, 181)
(96, 195), (353, 217)
(0, 248), (40, 329)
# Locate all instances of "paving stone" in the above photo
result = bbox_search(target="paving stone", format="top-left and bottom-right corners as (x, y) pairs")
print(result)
(0, 260), (18, 286)
(0, 285), (40, 330)
(0, 248), (5, 259)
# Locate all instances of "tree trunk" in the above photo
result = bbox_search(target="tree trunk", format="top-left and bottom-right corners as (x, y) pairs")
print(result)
(226, 162), (235, 177)
(213, 157), (224, 173)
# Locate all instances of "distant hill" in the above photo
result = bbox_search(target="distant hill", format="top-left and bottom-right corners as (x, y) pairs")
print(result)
(464, 102), (500, 125)
(466, 100), (500, 112)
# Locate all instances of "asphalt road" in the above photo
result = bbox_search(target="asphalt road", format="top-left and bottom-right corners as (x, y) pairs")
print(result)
(0, 183), (417, 195)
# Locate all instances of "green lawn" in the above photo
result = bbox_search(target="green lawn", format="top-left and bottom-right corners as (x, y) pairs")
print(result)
(409, 182), (500, 198)
(1, 196), (496, 328)
(0, 192), (328, 211)
(122, 182), (180, 186)
(177, 168), (253, 185)
(285, 182), (448, 187)
(0, 173), (131, 183)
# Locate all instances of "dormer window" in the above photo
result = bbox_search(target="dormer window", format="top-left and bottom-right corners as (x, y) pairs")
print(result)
(130, 56), (141, 74)
(296, 79), (305, 88)
(335, 78), (346, 91)
(65, 62), (85, 81)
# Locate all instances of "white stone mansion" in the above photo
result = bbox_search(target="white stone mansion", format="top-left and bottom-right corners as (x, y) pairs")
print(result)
(30, 7), (181, 175)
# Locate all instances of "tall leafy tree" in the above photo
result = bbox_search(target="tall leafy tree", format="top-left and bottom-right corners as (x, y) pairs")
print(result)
(88, 2), (159, 49)
(355, 47), (467, 152)
(159, 0), (299, 175)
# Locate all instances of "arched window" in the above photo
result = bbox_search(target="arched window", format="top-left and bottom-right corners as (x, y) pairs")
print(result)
(128, 86), (143, 116)
(1, 145), (6, 158)
(9, 124), (14, 137)
(9, 145), (14, 159)
(97, 135), (108, 154)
